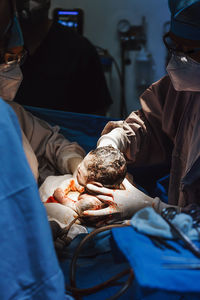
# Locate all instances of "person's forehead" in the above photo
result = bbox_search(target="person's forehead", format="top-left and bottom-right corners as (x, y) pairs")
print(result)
(169, 31), (200, 48)
(0, 0), (13, 40)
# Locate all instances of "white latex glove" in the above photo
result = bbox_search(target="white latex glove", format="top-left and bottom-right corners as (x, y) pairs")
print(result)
(97, 127), (128, 153)
(45, 203), (87, 241)
(44, 203), (80, 226)
(83, 178), (167, 219)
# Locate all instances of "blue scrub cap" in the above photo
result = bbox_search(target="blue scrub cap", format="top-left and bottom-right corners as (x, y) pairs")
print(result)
(168, 0), (200, 40)
(8, 16), (24, 49)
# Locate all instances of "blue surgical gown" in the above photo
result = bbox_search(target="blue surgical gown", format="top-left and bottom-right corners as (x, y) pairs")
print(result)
(0, 99), (66, 299)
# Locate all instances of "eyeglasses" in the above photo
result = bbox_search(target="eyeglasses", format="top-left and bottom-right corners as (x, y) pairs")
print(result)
(0, 47), (27, 66)
(163, 33), (200, 56)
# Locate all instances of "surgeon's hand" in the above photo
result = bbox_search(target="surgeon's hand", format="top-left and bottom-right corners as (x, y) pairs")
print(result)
(97, 127), (128, 153)
(44, 203), (80, 225)
(83, 178), (155, 219)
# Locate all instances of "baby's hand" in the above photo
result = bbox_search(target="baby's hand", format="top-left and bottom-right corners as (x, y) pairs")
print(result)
(53, 188), (77, 211)
(75, 193), (105, 215)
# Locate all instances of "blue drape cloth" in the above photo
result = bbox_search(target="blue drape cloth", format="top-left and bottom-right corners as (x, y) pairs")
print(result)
(112, 226), (200, 300)
(0, 100), (66, 299)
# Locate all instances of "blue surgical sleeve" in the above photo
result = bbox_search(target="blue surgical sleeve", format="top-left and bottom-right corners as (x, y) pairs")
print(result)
(0, 99), (65, 299)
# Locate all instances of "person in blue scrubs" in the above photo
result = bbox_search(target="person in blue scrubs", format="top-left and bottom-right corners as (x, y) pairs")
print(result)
(0, 1), (71, 299)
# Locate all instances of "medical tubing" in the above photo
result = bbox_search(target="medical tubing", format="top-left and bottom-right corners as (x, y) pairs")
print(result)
(70, 223), (128, 286)
(107, 269), (134, 300)
(57, 215), (81, 239)
(66, 268), (130, 296)
(67, 223), (134, 297)
(95, 45), (122, 85)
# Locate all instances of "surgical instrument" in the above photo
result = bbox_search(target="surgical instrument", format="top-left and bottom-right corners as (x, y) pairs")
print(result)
(149, 236), (180, 253)
(161, 207), (200, 258)
(163, 263), (200, 270)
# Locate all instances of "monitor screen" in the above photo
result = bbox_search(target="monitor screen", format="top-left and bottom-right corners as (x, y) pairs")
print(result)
(53, 8), (84, 35)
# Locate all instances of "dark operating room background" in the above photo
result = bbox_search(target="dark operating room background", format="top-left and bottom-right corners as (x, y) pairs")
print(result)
(49, 0), (170, 118)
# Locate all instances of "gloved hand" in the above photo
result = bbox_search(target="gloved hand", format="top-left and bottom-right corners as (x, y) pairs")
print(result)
(44, 202), (80, 224)
(97, 127), (128, 153)
(82, 178), (169, 219)
(47, 204), (87, 259)
(49, 219), (87, 260)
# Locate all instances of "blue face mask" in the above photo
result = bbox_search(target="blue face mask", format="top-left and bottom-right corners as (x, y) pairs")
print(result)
(166, 53), (200, 92)
(0, 16), (24, 101)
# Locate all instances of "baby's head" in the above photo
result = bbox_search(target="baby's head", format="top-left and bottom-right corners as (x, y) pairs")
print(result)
(76, 146), (127, 188)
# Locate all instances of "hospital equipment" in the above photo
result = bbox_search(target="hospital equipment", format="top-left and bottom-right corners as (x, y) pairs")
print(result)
(161, 207), (200, 258)
(162, 256), (200, 269)
(117, 17), (147, 118)
(149, 235), (180, 252)
(53, 8), (84, 35)
(135, 46), (155, 98)
(163, 263), (200, 269)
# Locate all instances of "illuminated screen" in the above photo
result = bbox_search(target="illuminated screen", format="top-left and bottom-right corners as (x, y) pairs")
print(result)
(54, 8), (83, 35)
(57, 11), (79, 29)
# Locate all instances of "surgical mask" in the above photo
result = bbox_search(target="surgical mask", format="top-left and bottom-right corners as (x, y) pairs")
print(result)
(0, 16), (24, 101)
(0, 62), (23, 101)
(166, 53), (200, 92)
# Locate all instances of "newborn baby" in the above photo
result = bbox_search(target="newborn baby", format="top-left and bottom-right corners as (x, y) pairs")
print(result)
(40, 146), (127, 224)
(76, 145), (127, 189)
(39, 146), (127, 252)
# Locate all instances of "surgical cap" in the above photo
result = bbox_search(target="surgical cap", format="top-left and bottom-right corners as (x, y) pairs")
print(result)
(168, 0), (200, 40)
(8, 16), (24, 48)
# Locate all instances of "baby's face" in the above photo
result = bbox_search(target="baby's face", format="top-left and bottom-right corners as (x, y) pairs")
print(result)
(76, 153), (92, 187)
